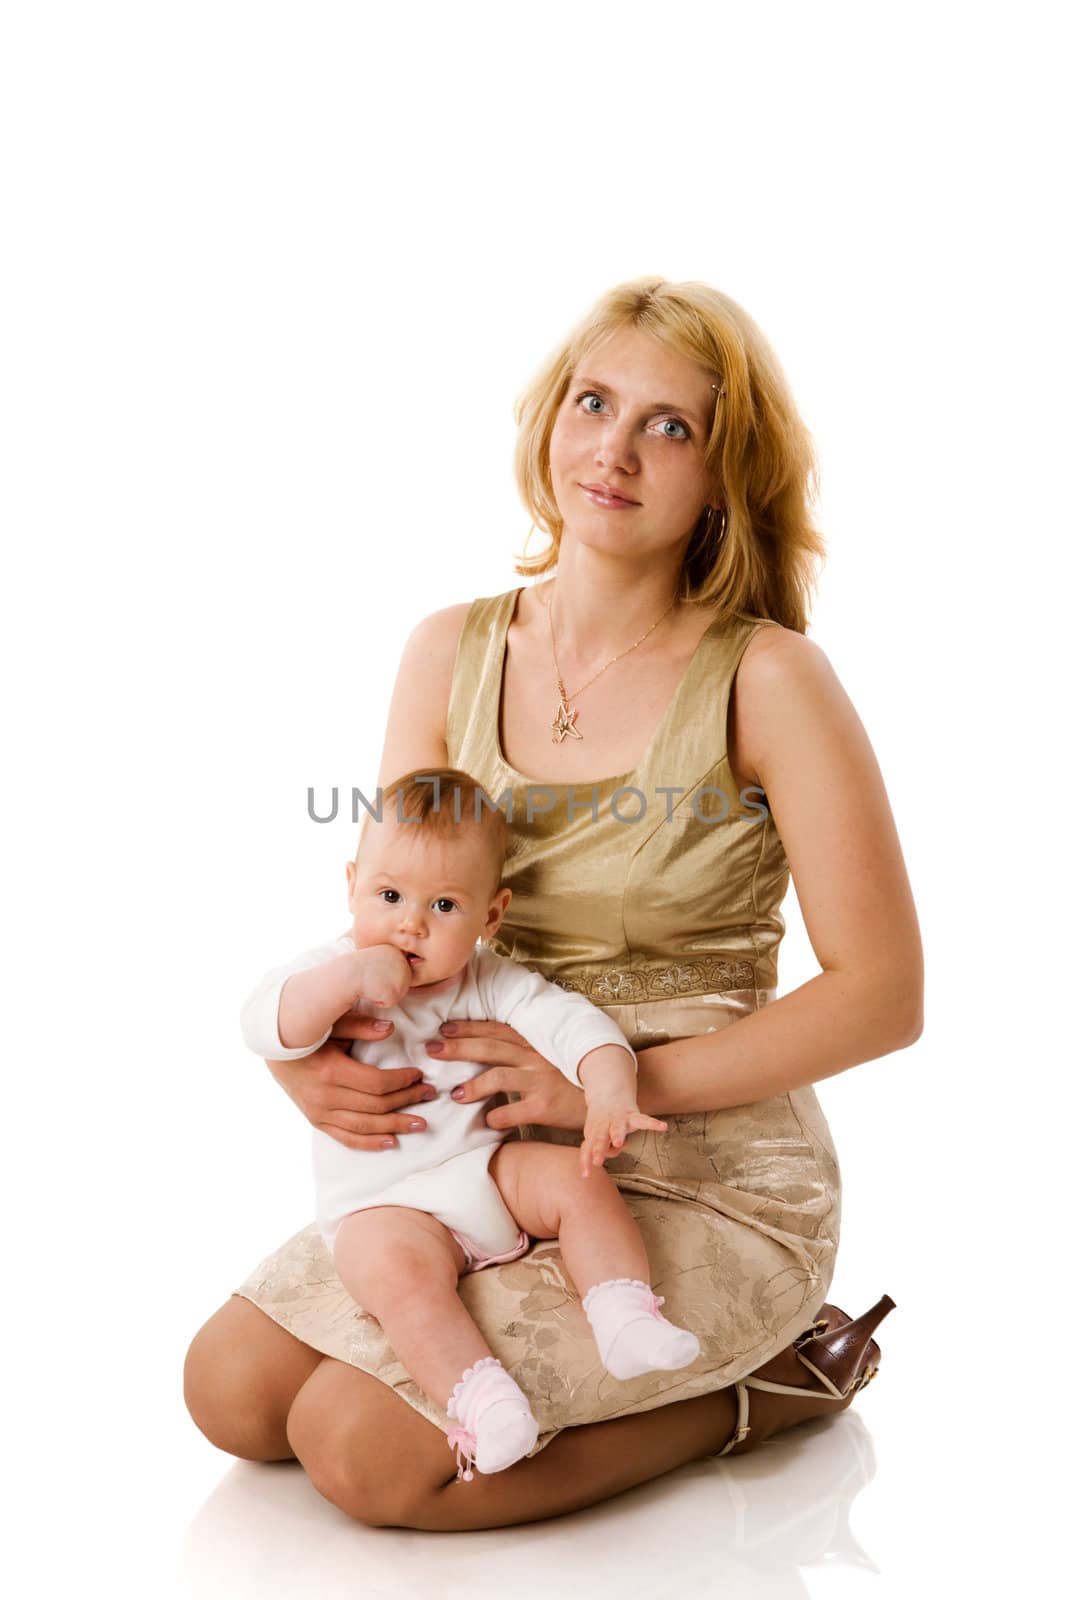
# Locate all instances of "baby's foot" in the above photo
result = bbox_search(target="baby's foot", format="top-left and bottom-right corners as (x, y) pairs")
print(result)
(582, 1278), (701, 1382)
(446, 1357), (540, 1479)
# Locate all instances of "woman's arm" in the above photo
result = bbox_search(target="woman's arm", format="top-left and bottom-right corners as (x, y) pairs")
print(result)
(636, 626), (923, 1113)
(376, 602), (471, 783)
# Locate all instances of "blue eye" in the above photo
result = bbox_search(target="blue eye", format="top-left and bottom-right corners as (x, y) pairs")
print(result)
(576, 390), (689, 440)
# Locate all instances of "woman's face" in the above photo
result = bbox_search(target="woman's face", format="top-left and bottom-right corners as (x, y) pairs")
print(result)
(548, 324), (722, 569)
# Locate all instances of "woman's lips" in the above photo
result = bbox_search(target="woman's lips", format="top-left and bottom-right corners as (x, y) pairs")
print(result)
(581, 485), (639, 509)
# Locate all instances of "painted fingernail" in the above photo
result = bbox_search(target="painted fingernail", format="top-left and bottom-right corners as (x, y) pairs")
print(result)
(451, 1087), (465, 1101)
(379, 1137), (396, 1149)
(426, 1041), (444, 1056)
(441, 1023), (458, 1036)
(420, 1088), (437, 1101)
(372, 1020), (391, 1031)
(407, 1118), (426, 1131)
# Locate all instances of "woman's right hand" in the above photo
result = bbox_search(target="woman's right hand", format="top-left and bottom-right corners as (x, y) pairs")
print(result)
(266, 1019), (434, 1150)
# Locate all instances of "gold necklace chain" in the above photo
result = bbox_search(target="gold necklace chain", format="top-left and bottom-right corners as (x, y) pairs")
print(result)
(547, 593), (676, 744)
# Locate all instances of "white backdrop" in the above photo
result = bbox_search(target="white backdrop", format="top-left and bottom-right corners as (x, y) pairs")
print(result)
(3, 2), (1061, 1595)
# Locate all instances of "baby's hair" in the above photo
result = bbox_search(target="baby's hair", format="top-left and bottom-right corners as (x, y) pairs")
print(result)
(358, 767), (509, 886)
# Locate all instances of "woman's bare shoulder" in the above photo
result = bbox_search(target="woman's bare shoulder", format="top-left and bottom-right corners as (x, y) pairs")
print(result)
(378, 602), (476, 782)
(740, 620), (830, 673)
(731, 623), (838, 785)
(404, 600), (475, 655)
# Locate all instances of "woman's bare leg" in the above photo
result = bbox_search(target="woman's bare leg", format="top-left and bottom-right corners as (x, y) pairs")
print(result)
(183, 1294), (325, 1461)
(286, 1355), (758, 1530)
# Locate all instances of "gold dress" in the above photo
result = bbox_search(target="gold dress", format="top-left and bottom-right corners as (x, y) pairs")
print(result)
(235, 588), (841, 1455)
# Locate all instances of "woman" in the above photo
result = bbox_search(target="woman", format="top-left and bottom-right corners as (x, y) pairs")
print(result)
(184, 276), (922, 1530)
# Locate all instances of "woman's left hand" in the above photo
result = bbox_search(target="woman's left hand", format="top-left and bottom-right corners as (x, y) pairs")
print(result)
(427, 1020), (588, 1132)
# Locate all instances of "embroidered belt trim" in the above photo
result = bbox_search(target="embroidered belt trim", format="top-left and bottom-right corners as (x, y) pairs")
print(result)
(542, 957), (758, 1003)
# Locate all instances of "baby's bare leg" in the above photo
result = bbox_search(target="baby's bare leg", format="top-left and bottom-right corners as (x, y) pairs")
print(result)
(489, 1141), (649, 1295)
(333, 1207), (490, 1411)
(491, 1142), (700, 1381)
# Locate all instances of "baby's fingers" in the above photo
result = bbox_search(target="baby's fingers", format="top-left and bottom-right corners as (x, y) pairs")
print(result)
(600, 1117), (624, 1150)
(581, 1128), (609, 1177)
(628, 1113), (669, 1134)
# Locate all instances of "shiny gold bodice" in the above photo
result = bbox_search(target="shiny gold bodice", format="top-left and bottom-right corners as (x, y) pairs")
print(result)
(446, 588), (791, 1009)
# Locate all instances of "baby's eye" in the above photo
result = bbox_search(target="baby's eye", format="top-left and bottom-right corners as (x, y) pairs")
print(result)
(434, 897), (459, 914)
(378, 889), (402, 904)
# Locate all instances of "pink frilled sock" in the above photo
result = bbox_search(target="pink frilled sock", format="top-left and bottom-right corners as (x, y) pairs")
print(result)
(582, 1278), (701, 1381)
(445, 1357), (540, 1481)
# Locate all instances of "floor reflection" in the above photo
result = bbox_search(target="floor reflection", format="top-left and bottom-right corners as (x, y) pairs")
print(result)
(182, 1411), (880, 1599)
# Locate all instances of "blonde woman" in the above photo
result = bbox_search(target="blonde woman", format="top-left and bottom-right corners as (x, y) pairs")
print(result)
(185, 276), (921, 1530)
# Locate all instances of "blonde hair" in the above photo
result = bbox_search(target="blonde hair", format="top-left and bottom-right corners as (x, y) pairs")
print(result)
(358, 767), (509, 886)
(512, 276), (826, 633)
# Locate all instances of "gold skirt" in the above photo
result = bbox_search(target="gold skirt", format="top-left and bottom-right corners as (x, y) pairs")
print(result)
(235, 991), (841, 1456)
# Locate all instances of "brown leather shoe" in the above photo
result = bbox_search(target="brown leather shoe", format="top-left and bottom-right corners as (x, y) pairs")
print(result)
(715, 1294), (895, 1457)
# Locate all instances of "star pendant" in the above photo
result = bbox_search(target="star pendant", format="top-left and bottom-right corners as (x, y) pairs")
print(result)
(551, 700), (583, 743)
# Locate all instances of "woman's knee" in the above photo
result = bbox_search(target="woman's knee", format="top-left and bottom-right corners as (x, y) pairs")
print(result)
(287, 1360), (451, 1526)
(183, 1294), (322, 1461)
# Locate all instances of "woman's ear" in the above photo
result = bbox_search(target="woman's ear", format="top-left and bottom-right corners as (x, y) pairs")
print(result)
(482, 887), (512, 939)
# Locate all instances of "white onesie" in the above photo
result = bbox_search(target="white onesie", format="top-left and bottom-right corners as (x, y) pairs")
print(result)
(240, 939), (637, 1262)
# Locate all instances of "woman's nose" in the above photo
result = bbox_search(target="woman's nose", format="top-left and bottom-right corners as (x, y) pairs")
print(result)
(595, 422), (640, 475)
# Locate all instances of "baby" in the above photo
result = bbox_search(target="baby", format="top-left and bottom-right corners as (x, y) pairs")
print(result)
(240, 767), (700, 1482)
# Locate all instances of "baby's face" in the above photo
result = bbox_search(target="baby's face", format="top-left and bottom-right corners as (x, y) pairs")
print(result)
(346, 821), (508, 988)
